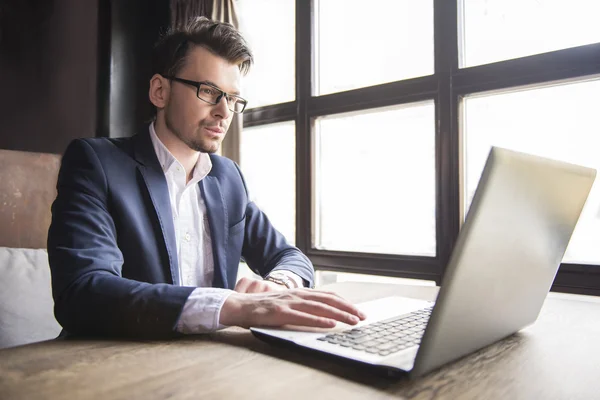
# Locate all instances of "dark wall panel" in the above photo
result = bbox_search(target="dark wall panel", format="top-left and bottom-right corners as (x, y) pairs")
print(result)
(98, 0), (170, 138)
(0, 0), (98, 154)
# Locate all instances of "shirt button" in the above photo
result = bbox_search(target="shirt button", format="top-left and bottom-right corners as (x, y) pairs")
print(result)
(185, 233), (191, 241)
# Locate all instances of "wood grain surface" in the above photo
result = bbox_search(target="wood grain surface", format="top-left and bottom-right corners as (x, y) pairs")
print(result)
(1, 282), (599, 400)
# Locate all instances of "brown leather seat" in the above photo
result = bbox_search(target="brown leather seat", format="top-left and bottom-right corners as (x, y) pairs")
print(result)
(0, 149), (62, 348)
(0, 149), (61, 249)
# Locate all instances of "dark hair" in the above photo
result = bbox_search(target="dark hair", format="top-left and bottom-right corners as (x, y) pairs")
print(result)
(152, 17), (253, 78)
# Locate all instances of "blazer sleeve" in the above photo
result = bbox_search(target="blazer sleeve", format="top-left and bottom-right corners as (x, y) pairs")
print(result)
(233, 163), (315, 287)
(48, 139), (194, 338)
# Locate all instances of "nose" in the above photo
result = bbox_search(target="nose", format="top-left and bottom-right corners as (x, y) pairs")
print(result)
(212, 95), (232, 119)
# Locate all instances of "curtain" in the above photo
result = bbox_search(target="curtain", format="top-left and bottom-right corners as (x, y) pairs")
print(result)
(212, 0), (239, 29)
(170, 0), (212, 29)
(169, 0), (242, 163)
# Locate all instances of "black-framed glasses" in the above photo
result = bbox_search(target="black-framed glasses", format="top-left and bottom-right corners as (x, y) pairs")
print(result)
(163, 75), (248, 114)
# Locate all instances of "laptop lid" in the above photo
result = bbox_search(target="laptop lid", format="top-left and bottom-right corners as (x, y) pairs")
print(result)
(411, 146), (596, 376)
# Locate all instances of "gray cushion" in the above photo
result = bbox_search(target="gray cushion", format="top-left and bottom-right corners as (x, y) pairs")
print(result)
(0, 247), (61, 348)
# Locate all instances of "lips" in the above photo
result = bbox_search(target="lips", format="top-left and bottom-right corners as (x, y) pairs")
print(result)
(204, 126), (224, 135)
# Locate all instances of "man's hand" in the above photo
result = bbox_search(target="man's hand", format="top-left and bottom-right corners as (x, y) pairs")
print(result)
(219, 288), (367, 329)
(234, 277), (287, 293)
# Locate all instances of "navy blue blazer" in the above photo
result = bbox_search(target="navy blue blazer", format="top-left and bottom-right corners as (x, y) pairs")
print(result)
(48, 128), (314, 338)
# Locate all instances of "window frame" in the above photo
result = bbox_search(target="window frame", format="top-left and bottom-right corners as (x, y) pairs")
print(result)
(242, 0), (600, 295)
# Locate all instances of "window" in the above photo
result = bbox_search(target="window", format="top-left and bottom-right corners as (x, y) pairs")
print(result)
(314, 102), (436, 256)
(237, 0), (295, 107)
(461, 0), (600, 67)
(239, 1), (600, 294)
(463, 78), (600, 265)
(315, 0), (434, 95)
(240, 121), (296, 244)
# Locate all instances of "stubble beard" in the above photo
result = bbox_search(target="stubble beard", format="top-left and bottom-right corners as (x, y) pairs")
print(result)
(165, 115), (222, 154)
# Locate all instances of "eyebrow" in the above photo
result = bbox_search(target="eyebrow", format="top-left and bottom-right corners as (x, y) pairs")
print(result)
(203, 80), (241, 96)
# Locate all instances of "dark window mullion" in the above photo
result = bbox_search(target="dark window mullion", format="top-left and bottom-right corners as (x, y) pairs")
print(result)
(295, 0), (312, 254)
(453, 42), (600, 95)
(307, 252), (440, 282)
(243, 102), (297, 127)
(307, 75), (438, 117)
(435, 0), (460, 285)
(553, 263), (600, 296)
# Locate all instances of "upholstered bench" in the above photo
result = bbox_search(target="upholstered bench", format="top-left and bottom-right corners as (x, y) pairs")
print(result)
(0, 149), (62, 348)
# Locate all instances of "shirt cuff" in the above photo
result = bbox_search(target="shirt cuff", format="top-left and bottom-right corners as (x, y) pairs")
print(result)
(176, 287), (235, 334)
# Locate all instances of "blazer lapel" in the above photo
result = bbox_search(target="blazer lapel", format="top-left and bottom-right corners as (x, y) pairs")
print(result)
(132, 130), (180, 285)
(200, 176), (229, 289)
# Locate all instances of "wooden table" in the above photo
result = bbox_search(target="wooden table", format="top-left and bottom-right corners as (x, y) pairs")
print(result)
(1, 282), (600, 400)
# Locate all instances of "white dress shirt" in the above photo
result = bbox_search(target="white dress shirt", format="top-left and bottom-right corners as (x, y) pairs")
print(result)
(150, 124), (233, 333)
(149, 124), (303, 334)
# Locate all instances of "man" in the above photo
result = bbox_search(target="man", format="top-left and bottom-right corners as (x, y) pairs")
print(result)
(48, 17), (365, 338)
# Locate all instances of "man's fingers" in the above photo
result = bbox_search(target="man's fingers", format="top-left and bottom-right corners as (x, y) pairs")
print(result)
(234, 277), (253, 293)
(257, 281), (272, 293)
(294, 290), (367, 320)
(257, 308), (337, 329)
(290, 300), (360, 325)
(235, 278), (290, 294)
(306, 289), (345, 299)
(262, 280), (287, 292)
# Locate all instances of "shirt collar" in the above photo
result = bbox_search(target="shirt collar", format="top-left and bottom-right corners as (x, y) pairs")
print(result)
(149, 122), (212, 184)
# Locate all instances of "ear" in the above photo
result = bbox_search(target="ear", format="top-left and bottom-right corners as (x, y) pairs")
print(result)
(149, 74), (169, 110)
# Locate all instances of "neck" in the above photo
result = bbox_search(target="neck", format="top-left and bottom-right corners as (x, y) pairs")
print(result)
(153, 118), (199, 181)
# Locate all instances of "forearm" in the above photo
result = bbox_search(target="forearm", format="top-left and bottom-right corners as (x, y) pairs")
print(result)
(53, 269), (195, 338)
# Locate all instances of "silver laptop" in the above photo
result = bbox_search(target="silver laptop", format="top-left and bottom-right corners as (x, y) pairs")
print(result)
(251, 147), (596, 377)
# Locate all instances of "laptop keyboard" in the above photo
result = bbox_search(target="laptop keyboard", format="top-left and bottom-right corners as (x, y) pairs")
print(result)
(317, 307), (433, 357)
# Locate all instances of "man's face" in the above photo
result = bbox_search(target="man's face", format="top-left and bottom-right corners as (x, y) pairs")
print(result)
(160, 45), (242, 153)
